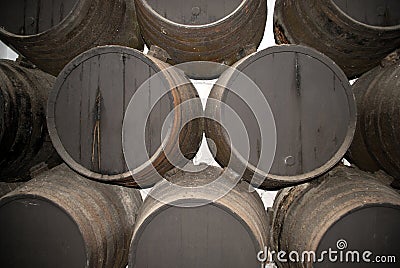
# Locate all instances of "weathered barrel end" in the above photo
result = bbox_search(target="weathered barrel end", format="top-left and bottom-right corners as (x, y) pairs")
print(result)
(135, 0), (267, 79)
(0, 0), (144, 76)
(47, 46), (203, 188)
(274, 0), (400, 78)
(206, 45), (356, 190)
(129, 165), (269, 268)
(0, 164), (143, 268)
(270, 165), (400, 267)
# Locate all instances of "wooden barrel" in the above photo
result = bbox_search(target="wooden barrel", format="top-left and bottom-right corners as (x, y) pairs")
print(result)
(0, 0), (143, 76)
(0, 164), (143, 268)
(129, 165), (269, 268)
(270, 165), (400, 267)
(0, 59), (61, 181)
(0, 182), (22, 198)
(47, 45), (203, 188)
(205, 45), (356, 190)
(347, 50), (400, 179)
(274, 0), (400, 78)
(135, 0), (267, 79)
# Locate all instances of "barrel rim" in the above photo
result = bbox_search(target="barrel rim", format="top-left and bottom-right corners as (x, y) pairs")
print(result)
(136, 0), (251, 29)
(47, 45), (175, 184)
(210, 44), (357, 186)
(0, 193), (89, 263)
(128, 198), (264, 266)
(0, 0), (82, 39)
(329, 0), (400, 31)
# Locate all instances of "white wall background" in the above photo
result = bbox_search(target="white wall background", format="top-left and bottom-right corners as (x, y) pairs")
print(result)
(0, 41), (18, 60)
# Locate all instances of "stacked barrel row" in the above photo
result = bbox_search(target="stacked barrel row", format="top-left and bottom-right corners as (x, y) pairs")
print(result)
(0, 0), (399, 268)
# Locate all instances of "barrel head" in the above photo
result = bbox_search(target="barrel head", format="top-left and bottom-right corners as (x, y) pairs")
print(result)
(209, 45), (356, 188)
(144, 0), (243, 25)
(48, 46), (173, 182)
(0, 197), (86, 268)
(332, 0), (400, 27)
(130, 202), (260, 268)
(135, 0), (266, 79)
(316, 205), (400, 268)
(0, 0), (78, 35)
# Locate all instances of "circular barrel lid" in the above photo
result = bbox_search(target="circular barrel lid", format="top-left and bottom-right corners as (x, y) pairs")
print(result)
(0, 196), (86, 267)
(47, 46), (173, 183)
(130, 165), (267, 267)
(135, 0), (266, 80)
(142, 0), (244, 25)
(316, 205), (400, 267)
(332, 0), (400, 27)
(0, 0), (79, 35)
(207, 45), (356, 188)
(130, 203), (261, 268)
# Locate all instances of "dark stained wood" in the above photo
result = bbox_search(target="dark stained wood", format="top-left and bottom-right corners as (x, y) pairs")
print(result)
(333, 0), (400, 27)
(130, 166), (269, 268)
(0, 0), (143, 76)
(347, 51), (400, 179)
(0, 164), (142, 268)
(133, 205), (259, 268)
(0, 0), (78, 35)
(317, 206), (400, 267)
(146, 0), (243, 25)
(0, 198), (87, 268)
(135, 0), (267, 79)
(0, 60), (61, 182)
(274, 0), (400, 78)
(0, 182), (23, 198)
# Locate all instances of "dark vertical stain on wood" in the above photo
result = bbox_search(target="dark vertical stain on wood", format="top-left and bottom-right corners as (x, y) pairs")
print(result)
(79, 64), (83, 162)
(60, 1), (64, 22)
(35, 0), (41, 34)
(295, 52), (301, 97)
(122, 54), (127, 167)
(51, 0), (54, 27)
(22, 0), (27, 35)
(295, 52), (303, 173)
